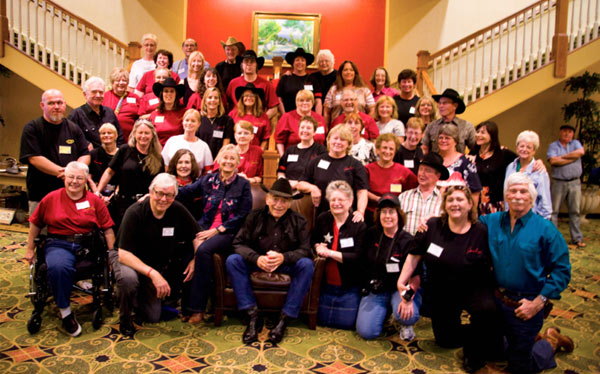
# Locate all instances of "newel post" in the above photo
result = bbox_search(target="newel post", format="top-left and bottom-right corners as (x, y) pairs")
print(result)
(416, 50), (431, 97)
(552, 0), (569, 78)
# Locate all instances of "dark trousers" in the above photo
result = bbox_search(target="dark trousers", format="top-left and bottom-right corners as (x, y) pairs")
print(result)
(188, 233), (234, 313)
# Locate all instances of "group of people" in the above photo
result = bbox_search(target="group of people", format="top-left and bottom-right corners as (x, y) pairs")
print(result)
(18, 32), (582, 374)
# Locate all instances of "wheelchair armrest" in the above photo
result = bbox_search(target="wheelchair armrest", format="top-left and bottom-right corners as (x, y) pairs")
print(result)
(307, 257), (325, 312)
(212, 253), (226, 307)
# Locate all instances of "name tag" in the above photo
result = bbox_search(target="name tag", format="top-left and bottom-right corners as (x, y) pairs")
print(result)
(213, 130), (224, 139)
(361, 128), (365, 135)
(404, 159), (415, 168)
(149, 98), (159, 106)
(304, 84), (313, 91)
(287, 154), (299, 162)
(427, 243), (444, 257)
(317, 160), (330, 170)
(76, 200), (90, 210)
(340, 237), (354, 248)
(155, 116), (164, 123)
(126, 97), (136, 104)
(409, 106), (416, 114)
(178, 68), (185, 74)
(253, 126), (259, 134)
(162, 227), (174, 237)
(315, 126), (325, 134)
(390, 184), (403, 193)
(59, 146), (71, 154)
(335, 93), (342, 101)
(386, 263), (400, 273)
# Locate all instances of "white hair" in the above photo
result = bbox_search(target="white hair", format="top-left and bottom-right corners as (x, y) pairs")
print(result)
(149, 173), (178, 197)
(316, 49), (335, 66)
(325, 180), (353, 202)
(504, 173), (537, 206)
(141, 33), (158, 44)
(516, 130), (540, 151)
(65, 161), (89, 177)
(83, 76), (105, 93)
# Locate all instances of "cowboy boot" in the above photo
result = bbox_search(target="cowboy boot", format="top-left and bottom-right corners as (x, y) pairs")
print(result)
(242, 306), (262, 344)
(541, 327), (574, 353)
(268, 313), (290, 344)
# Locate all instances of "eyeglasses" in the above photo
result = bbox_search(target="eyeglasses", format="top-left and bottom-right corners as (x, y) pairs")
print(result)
(153, 190), (175, 200)
(65, 175), (86, 181)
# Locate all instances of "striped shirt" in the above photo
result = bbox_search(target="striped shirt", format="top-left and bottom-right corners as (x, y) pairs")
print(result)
(398, 186), (443, 235)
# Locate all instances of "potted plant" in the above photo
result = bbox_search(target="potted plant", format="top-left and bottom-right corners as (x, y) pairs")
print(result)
(562, 71), (600, 217)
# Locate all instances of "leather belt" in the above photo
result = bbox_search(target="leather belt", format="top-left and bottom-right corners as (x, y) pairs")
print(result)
(47, 232), (93, 244)
(494, 288), (521, 308)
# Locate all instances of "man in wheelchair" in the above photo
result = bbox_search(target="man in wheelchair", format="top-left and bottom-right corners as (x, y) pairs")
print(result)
(25, 161), (115, 337)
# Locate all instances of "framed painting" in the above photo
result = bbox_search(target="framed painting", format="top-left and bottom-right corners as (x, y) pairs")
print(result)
(251, 12), (321, 68)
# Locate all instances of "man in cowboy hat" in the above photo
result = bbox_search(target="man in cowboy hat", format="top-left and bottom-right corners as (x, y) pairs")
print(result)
(277, 47), (322, 113)
(216, 36), (245, 91)
(68, 76), (125, 149)
(422, 88), (476, 154)
(227, 178), (314, 344)
(172, 38), (210, 80)
(226, 49), (279, 119)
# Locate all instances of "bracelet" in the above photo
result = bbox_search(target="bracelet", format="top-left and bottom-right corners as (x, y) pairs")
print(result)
(147, 268), (153, 277)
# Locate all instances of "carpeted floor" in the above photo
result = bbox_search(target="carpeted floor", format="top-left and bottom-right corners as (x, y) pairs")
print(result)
(0, 219), (598, 373)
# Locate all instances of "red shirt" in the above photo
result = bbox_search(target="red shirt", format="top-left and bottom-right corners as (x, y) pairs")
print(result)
(275, 110), (327, 150)
(30, 189), (114, 235)
(228, 110), (271, 147)
(103, 90), (139, 141)
(213, 145), (264, 178)
(149, 108), (186, 146)
(226, 75), (279, 109)
(325, 223), (342, 286)
(331, 112), (380, 140)
(138, 93), (161, 115)
(136, 70), (180, 95)
(365, 161), (418, 211)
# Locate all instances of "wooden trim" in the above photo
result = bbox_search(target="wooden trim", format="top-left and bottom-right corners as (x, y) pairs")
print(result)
(552, 0), (568, 77)
(262, 114), (280, 188)
(415, 50), (430, 96)
(0, 0), (8, 57)
(421, 71), (437, 96)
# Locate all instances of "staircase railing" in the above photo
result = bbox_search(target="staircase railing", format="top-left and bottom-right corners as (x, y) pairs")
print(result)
(416, 0), (600, 105)
(1, 0), (130, 86)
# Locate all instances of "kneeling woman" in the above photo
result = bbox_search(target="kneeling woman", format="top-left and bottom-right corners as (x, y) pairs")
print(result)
(355, 194), (421, 340)
(312, 180), (366, 329)
(176, 144), (252, 323)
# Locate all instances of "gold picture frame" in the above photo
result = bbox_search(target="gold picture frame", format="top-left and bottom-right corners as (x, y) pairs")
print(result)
(251, 11), (321, 68)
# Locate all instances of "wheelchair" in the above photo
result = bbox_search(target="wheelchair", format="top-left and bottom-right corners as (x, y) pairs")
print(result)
(26, 230), (115, 334)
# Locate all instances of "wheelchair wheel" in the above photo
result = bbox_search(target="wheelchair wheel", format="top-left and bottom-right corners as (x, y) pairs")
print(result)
(92, 308), (103, 330)
(27, 313), (42, 334)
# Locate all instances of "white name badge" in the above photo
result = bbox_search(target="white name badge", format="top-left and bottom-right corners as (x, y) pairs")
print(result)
(427, 243), (444, 257)
(253, 126), (259, 134)
(178, 68), (185, 74)
(409, 106), (416, 114)
(404, 159), (415, 169)
(361, 128), (365, 135)
(386, 263), (400, 273)
(390, 184), (403, 193)
(304, 84), (313, 91)
(335, 93), (342, 101)
(287, 154), (299, 162)
(162, 227), (174, 237)
(315, 127), (325, 134)
(149, 98), (160, 106)
(213, 130), (224, 139)
(126, 97), (136, 104)
(76, 200), (90, 210)
(59, 145), (71, 154)
(155, 116), (165, 123)
(340, 237), (354, 248)
(317, 160), (330, 170)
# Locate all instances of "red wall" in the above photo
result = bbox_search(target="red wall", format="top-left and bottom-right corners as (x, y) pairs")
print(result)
(186, 0), (386, 83)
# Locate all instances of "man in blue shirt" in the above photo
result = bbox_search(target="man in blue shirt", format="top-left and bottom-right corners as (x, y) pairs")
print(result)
(547, 124), (585, 247)
(480, 173), (573, 374)
(172, 39), (210, 80)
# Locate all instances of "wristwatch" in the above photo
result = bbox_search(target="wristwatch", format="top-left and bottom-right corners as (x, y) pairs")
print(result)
(539, 294), (548, 304)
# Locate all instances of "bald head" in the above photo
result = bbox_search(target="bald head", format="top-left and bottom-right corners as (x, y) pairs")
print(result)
(40, 89), (66, 124)
(182, 38), (197, 58)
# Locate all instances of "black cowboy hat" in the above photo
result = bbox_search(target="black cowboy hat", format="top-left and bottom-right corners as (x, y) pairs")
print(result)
(432, 88), (466, 114)
(261, 178), (304, 200)
(152, 77), (185, 100)
(234, 83), (266, 104)
(240, 50), (265, 71)
(285, 48), (315, 66)
(419, 152), (449, 180)
(377, 193), (400, 209)
(220, 36), (246, 54)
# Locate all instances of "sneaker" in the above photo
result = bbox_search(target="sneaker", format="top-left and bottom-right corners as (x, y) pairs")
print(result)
(399, 325), (415, 341)
(62, 313), (82, 337)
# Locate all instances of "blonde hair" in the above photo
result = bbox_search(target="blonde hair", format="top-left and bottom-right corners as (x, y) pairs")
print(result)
(236, 89), (264, 118)
(374, 95), (398, 121)
(141, 33), (157, 44)
(327, 124), (353, 155)
(129, 119), (163, 175)
(183, 108), (201, 122)
(201, 87), (225, 117)
(99, 123), (118, 137)
(215, 144), (240, 166)
(235, 120), (254, 134)
(109, 67), (129, 86)
(188, 51), (205, 79)
(296, 89), (315, 105)
(415, 96), (439, 122)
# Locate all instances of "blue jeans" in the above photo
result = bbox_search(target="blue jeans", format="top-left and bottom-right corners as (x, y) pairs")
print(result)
(497, 296), (556, 373)
(225, 254), (314, 318)
(551, 178), (583, 243)
(318, 284), (360, 329)
(355, 290), (422, 339)
(44, 239), (79, 308)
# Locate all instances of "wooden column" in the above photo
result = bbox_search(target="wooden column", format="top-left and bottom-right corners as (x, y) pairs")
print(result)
(126, 41), (141, 71)
(552, 0), (569, 78)
(416, 50), (431, 97)
(0, 0), (8, 57)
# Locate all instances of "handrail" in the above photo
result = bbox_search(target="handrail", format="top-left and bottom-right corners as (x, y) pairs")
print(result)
(421, 71), (437, 96)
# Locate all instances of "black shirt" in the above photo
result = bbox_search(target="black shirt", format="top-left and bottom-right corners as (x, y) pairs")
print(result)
(310, 70), (337, 100)
(393, 95), (419, 125)
(109, 144), (163, 198)
(68, 104), (124, 148)
(118, 198), (200, 271)
(89, 146), (118, 184)
(19, 117), (90, 201)
(278, 142), (327, 181)
(216, 57), (242, 92)
(471, 148), (518, 204)
(311, 211), (366, 287)
(196, 115), (235, 158)
(276, 73), (322, 112)
(393, 144), (424, 175)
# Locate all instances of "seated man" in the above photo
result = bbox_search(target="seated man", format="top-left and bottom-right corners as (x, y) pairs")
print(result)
(227, 178), (314, 344)
(112, 173), (201, 337)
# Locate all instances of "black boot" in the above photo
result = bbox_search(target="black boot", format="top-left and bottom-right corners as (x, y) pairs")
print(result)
(242, 306), (262, 344)
(268, 313), (290, 344)
(119, 317), (136, 338)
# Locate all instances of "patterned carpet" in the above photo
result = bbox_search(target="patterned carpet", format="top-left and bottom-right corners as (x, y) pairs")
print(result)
(0, 219), (598, 374)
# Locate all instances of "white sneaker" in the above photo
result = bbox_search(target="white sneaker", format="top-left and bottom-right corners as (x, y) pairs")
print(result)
(399, 325), (415, 341)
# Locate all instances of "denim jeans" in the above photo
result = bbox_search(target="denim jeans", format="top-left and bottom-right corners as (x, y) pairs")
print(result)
(44, 238), (79, 308)
(225, 254), (314, 318)
(355, 290), (422, 339)
(318, 284), (360, 329)
(551, 178), (583, 243)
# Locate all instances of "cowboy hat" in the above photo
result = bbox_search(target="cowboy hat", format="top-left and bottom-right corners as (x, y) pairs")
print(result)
(240, 50), (265, 71)
(220, 36), (246, 54)
(419, 152), (449, 180)
(261, 178), (303, 200)
(285, 48), (315, 66)
(432, 88), (466, 114)
(234, 83), (266, 104)
(152, 77), (185, 100)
